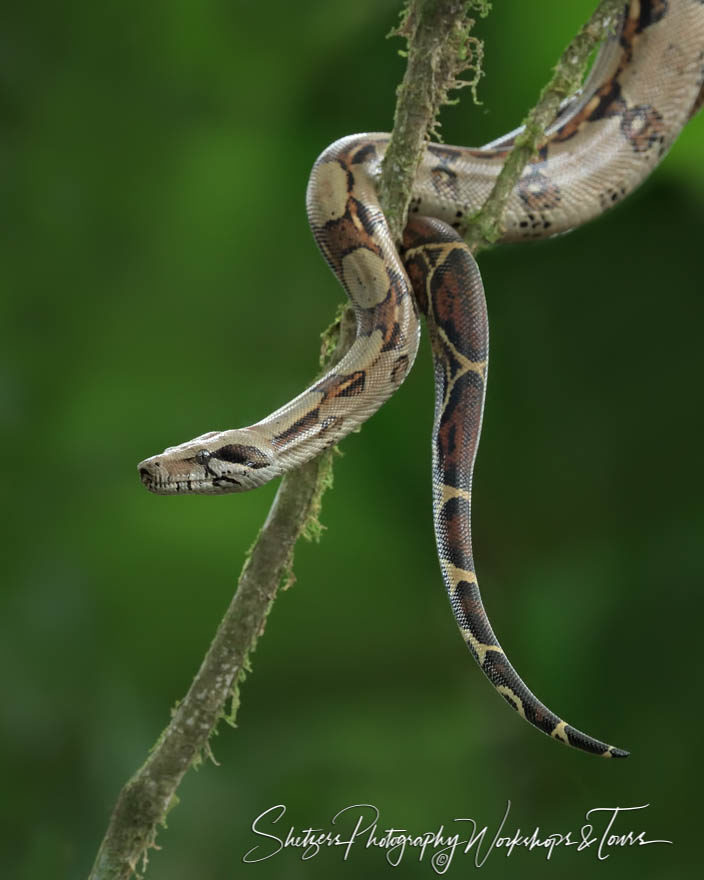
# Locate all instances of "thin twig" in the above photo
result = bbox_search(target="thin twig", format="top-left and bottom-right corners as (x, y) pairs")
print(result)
(464, 0), (625, 252)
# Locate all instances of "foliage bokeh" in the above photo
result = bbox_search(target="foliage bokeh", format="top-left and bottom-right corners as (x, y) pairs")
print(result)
(2, 1), (702, 877)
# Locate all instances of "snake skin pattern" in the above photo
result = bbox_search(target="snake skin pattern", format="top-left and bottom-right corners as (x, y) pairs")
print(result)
(139, 0), (704, 756)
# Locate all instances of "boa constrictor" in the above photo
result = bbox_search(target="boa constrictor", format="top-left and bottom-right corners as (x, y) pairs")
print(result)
(139, 0), (704, 757)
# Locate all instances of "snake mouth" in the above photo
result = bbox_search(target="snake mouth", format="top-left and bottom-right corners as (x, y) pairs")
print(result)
(138, 459), (207, 494)
(139, 467), (203, 494)
(139, 467), (227, 495)
(138, 461), (243, 494)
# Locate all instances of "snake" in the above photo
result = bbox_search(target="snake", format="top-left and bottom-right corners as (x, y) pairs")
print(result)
(138, 0), (704, 757)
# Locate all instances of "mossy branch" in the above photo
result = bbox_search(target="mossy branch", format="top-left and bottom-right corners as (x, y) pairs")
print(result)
(464, 0), (625, 252)
(87, 2), (477, 877)
(380, 0), (489, 240)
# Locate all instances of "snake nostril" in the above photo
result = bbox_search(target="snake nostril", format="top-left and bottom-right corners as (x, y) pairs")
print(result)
(138, 458), (160, 477)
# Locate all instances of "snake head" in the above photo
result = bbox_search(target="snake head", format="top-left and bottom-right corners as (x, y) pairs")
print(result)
(138, 430), (277, 494)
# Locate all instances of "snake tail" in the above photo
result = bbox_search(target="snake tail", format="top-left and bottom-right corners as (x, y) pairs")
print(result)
(402, 216), (628, 758)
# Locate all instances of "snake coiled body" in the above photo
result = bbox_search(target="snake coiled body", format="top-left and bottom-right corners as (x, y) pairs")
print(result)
(139, 0), (704, 756)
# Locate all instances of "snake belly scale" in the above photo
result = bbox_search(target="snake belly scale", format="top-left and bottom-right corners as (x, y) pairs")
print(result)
(138, 0), (704, 757)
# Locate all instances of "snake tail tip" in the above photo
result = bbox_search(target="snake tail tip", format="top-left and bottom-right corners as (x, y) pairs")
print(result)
(610, 747), (630, 759)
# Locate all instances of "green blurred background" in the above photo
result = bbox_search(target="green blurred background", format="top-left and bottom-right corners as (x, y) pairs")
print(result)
(2, 1), (702, 877)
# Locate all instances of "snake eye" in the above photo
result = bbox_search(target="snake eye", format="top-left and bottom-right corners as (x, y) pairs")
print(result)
(195, 449), (211, 465)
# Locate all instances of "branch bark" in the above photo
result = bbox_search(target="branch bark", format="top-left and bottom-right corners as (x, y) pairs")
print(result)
(88, 1), (478, 877)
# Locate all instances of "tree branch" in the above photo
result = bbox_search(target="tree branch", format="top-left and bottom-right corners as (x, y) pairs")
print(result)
(464, 0), (625, 252)
(87, 1), (477, 877)
(380, 0), (488, 241)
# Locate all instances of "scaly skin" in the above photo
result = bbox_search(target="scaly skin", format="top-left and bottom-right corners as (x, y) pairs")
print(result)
(139, 1), (704, 755)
